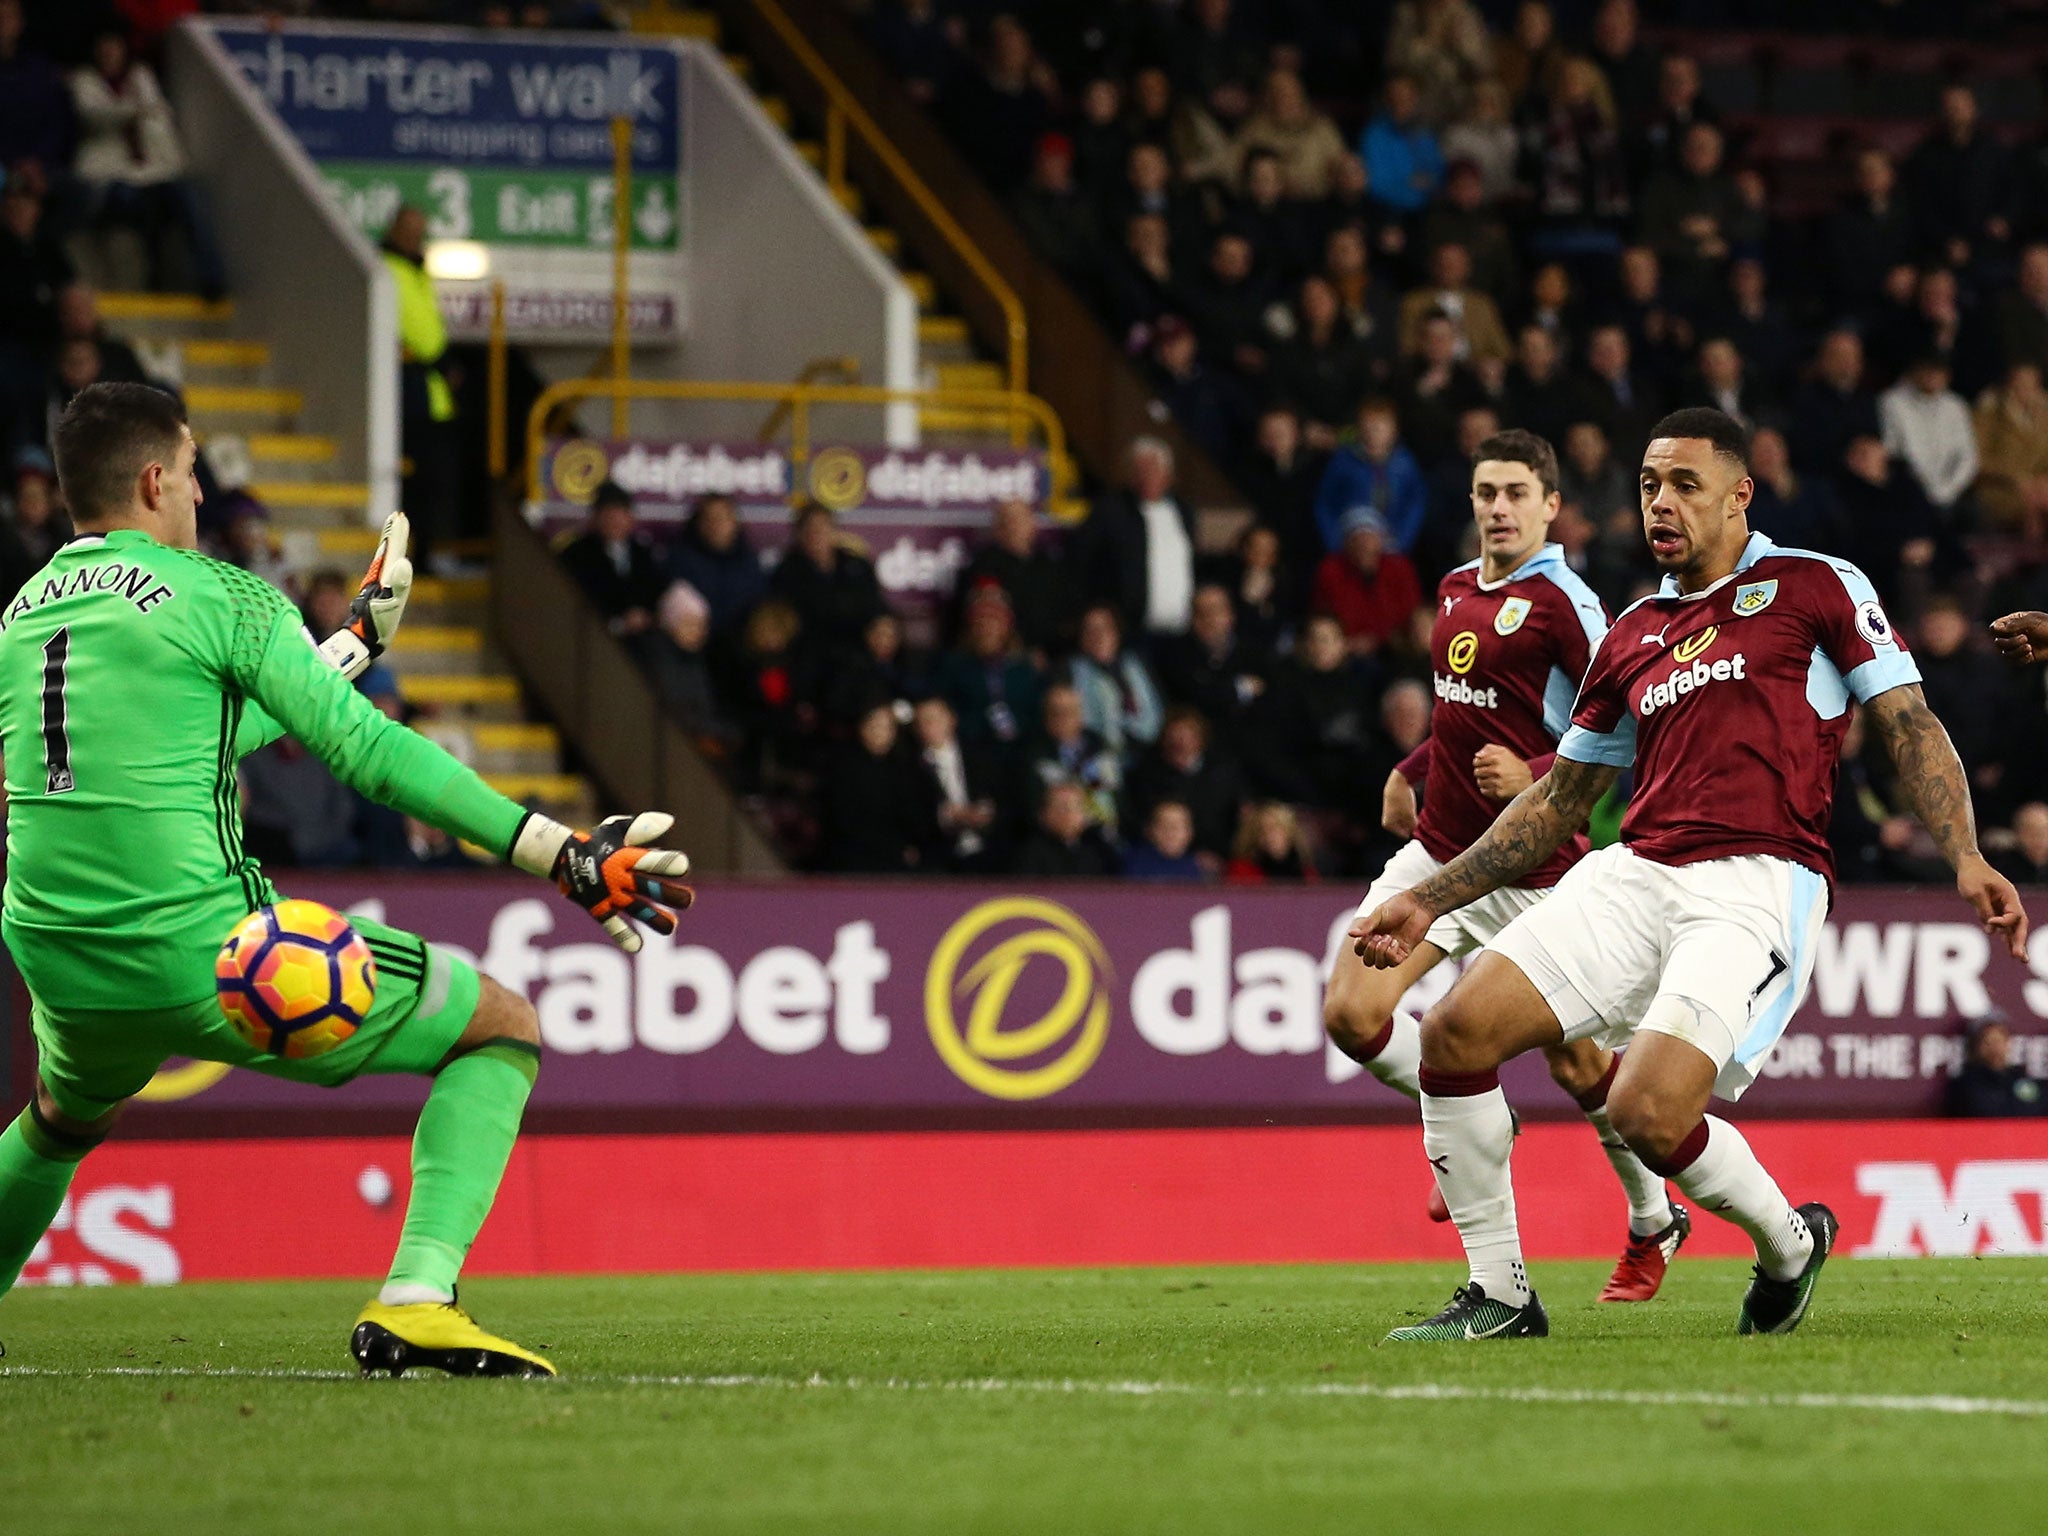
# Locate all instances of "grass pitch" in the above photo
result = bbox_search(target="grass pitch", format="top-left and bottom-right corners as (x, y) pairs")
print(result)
(4, 1258), (2045, 1535)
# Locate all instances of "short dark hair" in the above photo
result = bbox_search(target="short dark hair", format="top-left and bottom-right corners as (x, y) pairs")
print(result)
(1474, 429), (1559, 497)
(53, 381), (187, 526)
(1647, 407), (1751, 474)
(591, 479), (633, 512)
(1161, 704), (1210, 746)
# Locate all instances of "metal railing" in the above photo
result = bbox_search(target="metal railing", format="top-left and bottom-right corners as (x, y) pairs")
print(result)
(524, 377), (1076, 509)
(754, 355), (861, 441)
(490, 501), (787, 877)
(745, 0), (1028, 396)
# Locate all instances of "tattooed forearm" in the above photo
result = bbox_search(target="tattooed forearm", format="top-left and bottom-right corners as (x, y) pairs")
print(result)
(1867, 684), (1980, 868)
(1409, 757), (1620, 913)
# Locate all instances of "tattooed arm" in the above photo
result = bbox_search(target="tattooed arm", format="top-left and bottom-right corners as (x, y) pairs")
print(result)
(1351, 755), (1618, 966)
(1865, 684), (2029, 958)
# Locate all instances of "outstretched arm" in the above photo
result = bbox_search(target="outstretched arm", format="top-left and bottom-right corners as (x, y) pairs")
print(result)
(1990, 611), (2048, 664)
(241, 608), (692, 951)
(1351, 755), (1618, 965)
(1408, 755), (1617, 912)
(1864, 683), (2028, 958)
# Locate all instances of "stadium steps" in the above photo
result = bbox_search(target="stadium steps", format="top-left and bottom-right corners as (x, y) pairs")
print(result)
(183, 384), (304, 421)
(97, 291), (601, 828)
(250, 481), (369, 512)
(644, 4), (1034, 449)
(627, 0), (719, 40)
(96, 293), (233, 325)
(181, 339), (271, 369)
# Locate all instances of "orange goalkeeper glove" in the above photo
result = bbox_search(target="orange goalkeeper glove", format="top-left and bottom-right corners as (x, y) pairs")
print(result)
(511, 811), (695, 952)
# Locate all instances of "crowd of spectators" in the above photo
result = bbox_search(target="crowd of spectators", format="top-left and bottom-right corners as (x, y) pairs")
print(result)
(782, 0), (2048, 882)
(568, 454), (1443, 883)
(0, 0), (267, 594)
(12, 0), (2048, 886)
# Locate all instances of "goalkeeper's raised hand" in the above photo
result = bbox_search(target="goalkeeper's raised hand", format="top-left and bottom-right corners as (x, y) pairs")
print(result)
(319, 511), (414, 680)
(511, 812), (696, 952)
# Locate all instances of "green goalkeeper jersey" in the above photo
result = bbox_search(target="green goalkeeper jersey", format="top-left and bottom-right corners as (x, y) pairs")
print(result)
(0, 529), (527, 1012)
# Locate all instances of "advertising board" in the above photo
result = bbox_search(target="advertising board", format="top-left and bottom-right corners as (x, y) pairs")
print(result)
(121, 878), (2048, 1122)
(22, 1120), (2047, 1284)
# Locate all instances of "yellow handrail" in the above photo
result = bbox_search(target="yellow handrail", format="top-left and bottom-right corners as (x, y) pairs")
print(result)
(609, 116), (634, 439)
(754, 354), (862, 440)
(748, 0), (1028, 397)
(487, 279), (508, 478)
(524, 377), (1074, 511)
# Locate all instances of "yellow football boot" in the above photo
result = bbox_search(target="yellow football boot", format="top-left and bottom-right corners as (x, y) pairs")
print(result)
(350, 1297), (556, 1378)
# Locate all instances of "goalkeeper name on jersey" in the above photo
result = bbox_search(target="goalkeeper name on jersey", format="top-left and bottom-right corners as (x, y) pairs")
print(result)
(0, 528), (528, 1014)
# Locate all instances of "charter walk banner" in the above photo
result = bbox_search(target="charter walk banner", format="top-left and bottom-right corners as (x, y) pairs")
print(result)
(201, 16), (688, 338)
(124, 877), (2048, 1119)
(211, 19), (682, 249)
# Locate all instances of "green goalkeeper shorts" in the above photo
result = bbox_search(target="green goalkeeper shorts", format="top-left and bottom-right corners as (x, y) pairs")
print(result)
(28, 917), (484, 1121)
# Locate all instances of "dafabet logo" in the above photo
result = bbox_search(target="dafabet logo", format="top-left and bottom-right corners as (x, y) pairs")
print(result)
(924, 897), (1112, 1100)
(1673, 623), (1718, 664)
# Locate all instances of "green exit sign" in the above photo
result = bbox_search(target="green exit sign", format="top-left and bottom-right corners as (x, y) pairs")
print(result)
(322, 161), (680, 249)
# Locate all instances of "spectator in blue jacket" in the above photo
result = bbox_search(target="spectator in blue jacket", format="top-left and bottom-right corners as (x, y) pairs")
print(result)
(1360, 74), (1443, 217)
(1120, 799), (1208, 883)
(1313, 397), (1428, 554)
(666, 493), (766, 640)
(1067, 602), (1165, 759)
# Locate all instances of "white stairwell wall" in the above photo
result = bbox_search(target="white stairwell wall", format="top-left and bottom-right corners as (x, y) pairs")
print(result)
(165, 19), (398, 526)
(670, 42), (919, 445)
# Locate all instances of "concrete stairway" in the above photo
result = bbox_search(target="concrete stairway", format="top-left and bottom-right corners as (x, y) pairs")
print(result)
(629, 2), (1016, 440)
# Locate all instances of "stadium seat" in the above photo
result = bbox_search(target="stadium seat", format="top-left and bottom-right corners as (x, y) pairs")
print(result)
(1678, 31), (1768, 115)
(1863, 41), (1959, 119)
(1971, 57), (2048, 123)
(1765, 36), (1863, 117)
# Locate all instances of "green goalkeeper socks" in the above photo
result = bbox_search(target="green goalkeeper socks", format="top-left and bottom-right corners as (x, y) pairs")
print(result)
(383, 1040), (540, 1301)
(0, 1105), (96, 1296)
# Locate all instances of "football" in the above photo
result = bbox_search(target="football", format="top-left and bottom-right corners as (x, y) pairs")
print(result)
(215, 900), (378, 1059)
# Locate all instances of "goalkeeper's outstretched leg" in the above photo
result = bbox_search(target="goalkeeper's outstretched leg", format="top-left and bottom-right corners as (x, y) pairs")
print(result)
(351, 974), (554, 1379)
(0, 1078), (123, 1298)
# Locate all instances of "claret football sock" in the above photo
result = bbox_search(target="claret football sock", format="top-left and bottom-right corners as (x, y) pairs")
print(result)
(1355, 1010), (1424, 1100)
(1572, 1059), (1675, 1237)
(0, 1104), (96, 1295)
(1420, 1067), (1530, 1305)
(1652, 1115), (1812, 1281)
(383, 1040), (539, 1300)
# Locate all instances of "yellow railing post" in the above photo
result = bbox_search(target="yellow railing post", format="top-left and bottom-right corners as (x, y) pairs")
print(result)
(487, 279), (508, 479)
(790, 393), (812, 499)
(825, 105), (846, 198)
(610, 115), (634, 440)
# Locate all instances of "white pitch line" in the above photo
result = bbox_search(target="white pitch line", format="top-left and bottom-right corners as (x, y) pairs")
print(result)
(4, 1365), (2046, 1418)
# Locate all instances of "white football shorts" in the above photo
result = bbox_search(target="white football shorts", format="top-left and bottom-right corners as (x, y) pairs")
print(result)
(1355, 838), (1547, 960)
(1485, 843), (1828, 1100)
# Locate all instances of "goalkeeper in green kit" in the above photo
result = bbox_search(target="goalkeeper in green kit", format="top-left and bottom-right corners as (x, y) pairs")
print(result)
(0, 383), (695, 1378)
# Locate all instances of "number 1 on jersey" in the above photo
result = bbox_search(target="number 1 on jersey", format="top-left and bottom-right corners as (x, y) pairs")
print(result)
(42, 626), (74, 794)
